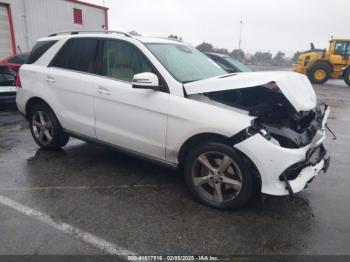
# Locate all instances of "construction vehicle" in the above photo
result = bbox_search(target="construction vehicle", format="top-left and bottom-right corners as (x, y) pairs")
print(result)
(293, 39), (350, 86)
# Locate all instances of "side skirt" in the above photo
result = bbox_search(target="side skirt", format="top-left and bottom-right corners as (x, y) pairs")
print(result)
(63, 129), (178, 170)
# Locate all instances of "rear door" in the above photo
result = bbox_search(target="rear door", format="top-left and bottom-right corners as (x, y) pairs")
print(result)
(93, 39), (169, 159)
(46, 38), (101, 137)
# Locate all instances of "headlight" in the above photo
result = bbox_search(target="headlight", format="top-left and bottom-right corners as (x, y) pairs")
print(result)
(259, 128), (280, 146)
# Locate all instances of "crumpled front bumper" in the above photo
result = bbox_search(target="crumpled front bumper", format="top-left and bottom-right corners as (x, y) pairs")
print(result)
(234, 106), (331, 196)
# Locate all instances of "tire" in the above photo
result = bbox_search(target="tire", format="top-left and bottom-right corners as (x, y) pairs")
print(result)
(344, 68), (350, 87)
(307, 64), (331, 84)
(28, 103), (69, 150)
(184, 142), (254, 209)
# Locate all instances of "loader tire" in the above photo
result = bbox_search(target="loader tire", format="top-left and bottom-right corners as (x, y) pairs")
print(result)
(308, 64), (331, 84)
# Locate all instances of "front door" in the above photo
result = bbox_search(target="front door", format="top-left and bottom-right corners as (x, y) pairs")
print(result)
(94, 39), (169, 160)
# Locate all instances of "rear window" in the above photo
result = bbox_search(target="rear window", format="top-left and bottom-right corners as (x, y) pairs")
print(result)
(8, 54), (29, 64)
(0, 73), (15, 86)
(26, 41), (58, 64)
(50, 38), (100, 74)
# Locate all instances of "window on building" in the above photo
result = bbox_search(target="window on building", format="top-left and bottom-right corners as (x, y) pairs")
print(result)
(73, 8), (83, 25)
(50, 39), (100, 74)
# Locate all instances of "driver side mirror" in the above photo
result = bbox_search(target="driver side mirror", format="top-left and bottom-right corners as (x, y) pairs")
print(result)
(132, 72), (160, 90)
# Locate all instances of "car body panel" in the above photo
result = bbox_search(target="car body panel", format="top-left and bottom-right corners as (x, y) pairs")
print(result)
(165, 94), (254, 163)
(93, 76), (169, 160)
(19, 65), (96, 138)
(184, 71), (316, 112)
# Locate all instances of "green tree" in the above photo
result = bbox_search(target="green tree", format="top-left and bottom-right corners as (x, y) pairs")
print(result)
(272, 51), (286, 66)
(231, 49), (245, 62)
(196, 42), (214, 52)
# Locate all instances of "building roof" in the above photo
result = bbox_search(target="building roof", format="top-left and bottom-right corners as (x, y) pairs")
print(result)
(65, 0), (109, 10)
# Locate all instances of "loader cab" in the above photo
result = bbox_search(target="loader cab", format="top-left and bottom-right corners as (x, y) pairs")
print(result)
(329, 40), (350, 61)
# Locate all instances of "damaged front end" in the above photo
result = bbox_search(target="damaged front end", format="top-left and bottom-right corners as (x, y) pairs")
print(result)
(204, 84), (332, 196)
(184, 71), (333, 196)
(189, 78), (330, 196)
(205, 83), (325, 149)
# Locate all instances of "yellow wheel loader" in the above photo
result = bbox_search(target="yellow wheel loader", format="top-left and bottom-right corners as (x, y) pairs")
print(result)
(293, 39), (350, 86)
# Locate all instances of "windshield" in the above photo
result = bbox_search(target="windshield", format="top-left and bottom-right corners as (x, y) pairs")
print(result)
(225, 56), (252, 72)
(146, 43), (226, 83)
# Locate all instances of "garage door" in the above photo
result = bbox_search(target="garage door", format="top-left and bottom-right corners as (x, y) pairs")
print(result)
(0, 5), (13, 60)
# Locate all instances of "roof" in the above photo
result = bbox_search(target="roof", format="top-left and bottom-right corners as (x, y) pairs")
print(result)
(135, 36), (187, 44)
(65, 0), (109, 10)
(330, 38), (350, 42)
(40, 31), (188, 45)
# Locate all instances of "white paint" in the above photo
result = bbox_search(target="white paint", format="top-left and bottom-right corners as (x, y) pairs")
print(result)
(184, 71), (317, 112)
(0, 194), (136, 257)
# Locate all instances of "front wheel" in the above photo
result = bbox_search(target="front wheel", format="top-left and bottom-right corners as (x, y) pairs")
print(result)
(344, 68), (350, 87)
(184, 143), (254, 209)
(29, 104), (69, 150)
(307, 64), (331, 84)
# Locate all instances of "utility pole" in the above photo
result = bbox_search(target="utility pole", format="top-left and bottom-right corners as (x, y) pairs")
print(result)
(239, 20), (243, 50)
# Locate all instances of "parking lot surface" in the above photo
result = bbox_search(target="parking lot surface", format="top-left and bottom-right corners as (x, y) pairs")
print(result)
(0, 80), (350, 256)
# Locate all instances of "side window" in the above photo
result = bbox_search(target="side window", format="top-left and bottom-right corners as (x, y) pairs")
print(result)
(346, 43), (350, 56)
(51, 38), (100, 74)
(26, 41), (58, 64)
(334, 42), (347, 55)
(101, 40), (153, 82)
(212, 57), (233, 72)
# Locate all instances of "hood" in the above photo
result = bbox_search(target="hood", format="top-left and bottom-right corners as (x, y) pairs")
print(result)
(183, 71), (316, 112)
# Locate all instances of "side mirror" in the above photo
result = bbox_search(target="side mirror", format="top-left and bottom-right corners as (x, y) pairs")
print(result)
(132, 72), (159, 90)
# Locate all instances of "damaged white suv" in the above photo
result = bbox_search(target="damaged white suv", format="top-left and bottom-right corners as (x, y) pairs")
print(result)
(17, 31), (330, 209)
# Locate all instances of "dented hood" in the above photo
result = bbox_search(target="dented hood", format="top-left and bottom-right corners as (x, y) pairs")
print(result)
(184, 71), (317, 112)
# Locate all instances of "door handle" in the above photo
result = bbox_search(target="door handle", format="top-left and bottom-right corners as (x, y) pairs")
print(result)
(97, 86), (111, 95)
(46, 76), (56, 83)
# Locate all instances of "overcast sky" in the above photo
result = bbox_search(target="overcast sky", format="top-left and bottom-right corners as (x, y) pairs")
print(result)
(88, 0), (348, 57)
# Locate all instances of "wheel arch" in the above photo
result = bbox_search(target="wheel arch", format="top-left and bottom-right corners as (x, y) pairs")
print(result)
(25, 97), (53, 118)
(177, 132), (262, 192)
(307, 59), (333, 73)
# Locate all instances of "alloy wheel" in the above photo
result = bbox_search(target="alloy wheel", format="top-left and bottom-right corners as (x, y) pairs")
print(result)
(31, 111), (54, 145)
(191, 151), (243, 203)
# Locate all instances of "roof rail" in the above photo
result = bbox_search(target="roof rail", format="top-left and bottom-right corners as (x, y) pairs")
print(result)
(48, 30), (133, 38)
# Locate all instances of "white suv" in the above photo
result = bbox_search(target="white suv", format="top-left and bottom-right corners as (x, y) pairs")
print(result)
(17, 31), (330, 209)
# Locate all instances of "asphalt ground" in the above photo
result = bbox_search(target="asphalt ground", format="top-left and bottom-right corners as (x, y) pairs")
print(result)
(0, 80), (350, 259)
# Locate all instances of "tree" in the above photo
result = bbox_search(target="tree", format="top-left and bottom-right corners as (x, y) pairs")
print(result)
(231, 49), (245, 62)
(292, 51), (302, 62)
(272, 51), (285, 66)
(212, 48), (229, 55)
(251, 51), (272, 65)
(196, 42), (214, 52)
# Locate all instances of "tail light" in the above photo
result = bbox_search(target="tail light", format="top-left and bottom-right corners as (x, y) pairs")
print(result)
(15, 73), (22, 88)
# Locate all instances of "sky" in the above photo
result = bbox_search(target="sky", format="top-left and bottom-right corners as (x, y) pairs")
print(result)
(87, 0), (349, 57)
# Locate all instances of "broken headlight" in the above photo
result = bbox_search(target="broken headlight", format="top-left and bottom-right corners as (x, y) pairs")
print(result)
(259, 128), (280, 146)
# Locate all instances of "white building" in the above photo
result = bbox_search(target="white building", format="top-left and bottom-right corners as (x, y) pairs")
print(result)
(0, 0), (108, 58)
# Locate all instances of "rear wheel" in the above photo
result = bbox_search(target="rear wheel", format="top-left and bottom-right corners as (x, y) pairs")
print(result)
(344, 68), (350, 87)
(307, 64), (331, 84)
(29, 104), (69, 150)
(184, 142), (254, 209)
